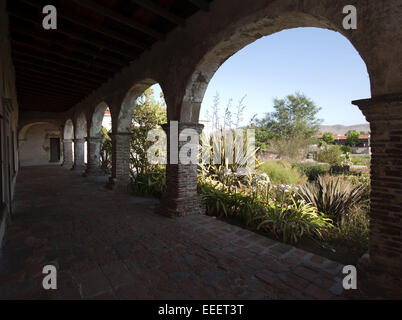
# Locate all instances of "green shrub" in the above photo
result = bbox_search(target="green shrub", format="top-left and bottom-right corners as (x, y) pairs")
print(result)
(350, 155), (371, 166)
(328, 206), (369, 255)
(317, 145), (344, 166)
(198, 181), (234, 217)
(292, 162), (330, 181)
(297, 175), (367, 223)
(198, 178), (333, 244)
(330, 165), (350, 175)
(254, 199), (333, 244)
(258, 161), (303, 185)
(100, 127), (112, 173)
(343, 172), (371, 201)
(130, 166), (166, 198)
(340, 145), (352, 154)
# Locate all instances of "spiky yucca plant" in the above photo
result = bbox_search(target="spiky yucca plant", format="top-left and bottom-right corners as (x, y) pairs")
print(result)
(297, 175), (367, 223)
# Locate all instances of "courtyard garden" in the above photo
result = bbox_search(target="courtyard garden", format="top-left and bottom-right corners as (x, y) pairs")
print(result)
(100, 89), (371, 265)
(198, 158), (370, 265)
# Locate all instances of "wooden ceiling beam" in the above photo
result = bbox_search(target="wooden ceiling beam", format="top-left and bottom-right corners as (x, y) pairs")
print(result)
(16, 81), (87, 97)
(17, 91), (77, 104)
(17, 86), (85, 102)
(17, 95), (76, 104)
(11, 26), (125, 67)
(13, 57), (104, 85)
(12, 40), (117, 73)
(15, 65), (101, 88)
(17, 90), (82, 104)
(15, 71), (96, 92)
(71, 0), (165, 39)
(16, 75), (90, 93)
(188, 0), (210, 11)
(13, 51), (111, 78)
(9, 10), (139, 60)
(18, 0), (150, 50)
(17, 83), (88, 98)
(130, 0), (185, 26)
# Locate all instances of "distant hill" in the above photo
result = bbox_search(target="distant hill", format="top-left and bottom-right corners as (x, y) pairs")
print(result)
(319, 124), (370, 135)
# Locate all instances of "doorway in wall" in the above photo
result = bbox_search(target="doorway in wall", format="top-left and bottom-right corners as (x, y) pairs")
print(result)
(49, 138), (60, 162)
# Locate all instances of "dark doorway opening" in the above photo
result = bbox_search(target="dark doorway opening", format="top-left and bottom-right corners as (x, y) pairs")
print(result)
(50, 138), (60, 162)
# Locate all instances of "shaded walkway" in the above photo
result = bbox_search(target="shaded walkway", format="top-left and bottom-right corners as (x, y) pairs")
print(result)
(0, 166), (345, 299)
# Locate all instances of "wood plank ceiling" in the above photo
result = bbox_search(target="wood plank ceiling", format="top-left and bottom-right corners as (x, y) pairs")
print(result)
(7, 0), (212, 112)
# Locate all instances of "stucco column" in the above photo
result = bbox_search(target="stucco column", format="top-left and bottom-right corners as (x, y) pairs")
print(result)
(157, 122), (205, 217)
(62, 139), (74, 168)
(353, 95), (402, 297)
(73, 138), (86, 170)
(107, 132), (132, 190)
(84, 136), (103, 176)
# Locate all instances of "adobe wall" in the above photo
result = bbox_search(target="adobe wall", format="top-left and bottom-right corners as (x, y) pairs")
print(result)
(19, 123), (62, 167)
(0, 0), (21, 247)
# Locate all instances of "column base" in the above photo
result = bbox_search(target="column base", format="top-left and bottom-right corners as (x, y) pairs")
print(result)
(72, 164), (86, 173)
(347, 253), (402, 299)
(105, 177), (130, 192)
(62, 162), (73, 169)
(156, 195), (205, 218)
(83, 167), (105, 177)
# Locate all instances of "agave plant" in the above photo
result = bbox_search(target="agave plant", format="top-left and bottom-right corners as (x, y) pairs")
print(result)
(297, 175), (367, 223)
(198, 129), (259, 189)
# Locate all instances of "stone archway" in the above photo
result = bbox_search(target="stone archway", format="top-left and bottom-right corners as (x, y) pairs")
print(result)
(161, 11), (376, 221)
(117, 79), (158, 133)
(180, 15), (374, 123)
(63, 119), (74, 140)
(172, 8), (401, 296)
(85, 102), (110, 176)
(73, 113), (87, 170)
(110, 79), (160, 189)
(62, 119), (74, 168)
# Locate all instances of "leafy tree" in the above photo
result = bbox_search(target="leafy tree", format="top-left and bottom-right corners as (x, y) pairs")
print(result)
(322, 132), (335, 144)
(317, 145), (344, 166)
(130, 88), (167, 175)
(340, 145), (351, 154)
(346, 130), (360, 147)
(255, 93), (322, 159)
(100, 126), (112, 172)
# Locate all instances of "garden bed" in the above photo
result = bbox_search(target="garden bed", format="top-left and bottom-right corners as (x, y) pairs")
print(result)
(219, 215), (363, 265)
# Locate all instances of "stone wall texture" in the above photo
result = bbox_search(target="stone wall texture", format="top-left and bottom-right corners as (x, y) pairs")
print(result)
(19, 123), (62, 167)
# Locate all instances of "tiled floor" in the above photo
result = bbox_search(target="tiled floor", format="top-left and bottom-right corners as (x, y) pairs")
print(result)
(0, 166), (345, 299)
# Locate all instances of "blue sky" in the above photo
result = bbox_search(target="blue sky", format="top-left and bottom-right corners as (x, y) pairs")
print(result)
(153, 27), (371, 126)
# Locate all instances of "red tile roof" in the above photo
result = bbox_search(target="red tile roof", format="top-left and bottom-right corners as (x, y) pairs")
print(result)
(317, 134), (369, 140)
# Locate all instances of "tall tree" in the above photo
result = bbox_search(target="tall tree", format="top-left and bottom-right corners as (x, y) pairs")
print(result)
(346, 130), (360, 147)
(322, 132), (335, 144)
(130, 88), (167, 174)
(255, 93), (322, 158)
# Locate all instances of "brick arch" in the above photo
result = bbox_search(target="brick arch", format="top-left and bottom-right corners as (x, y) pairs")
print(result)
(107, 79), (166, 189)
(63, 119), (74, 140)
(18, 121), (60, 141)
(116, 78), (163, 132)
(89, 102), (110, 137)
(117, 78), (159, 133)
(179, 11), (375, 122)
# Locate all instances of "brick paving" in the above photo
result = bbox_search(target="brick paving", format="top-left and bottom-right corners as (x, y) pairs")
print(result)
(0, 166), (345, 299)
